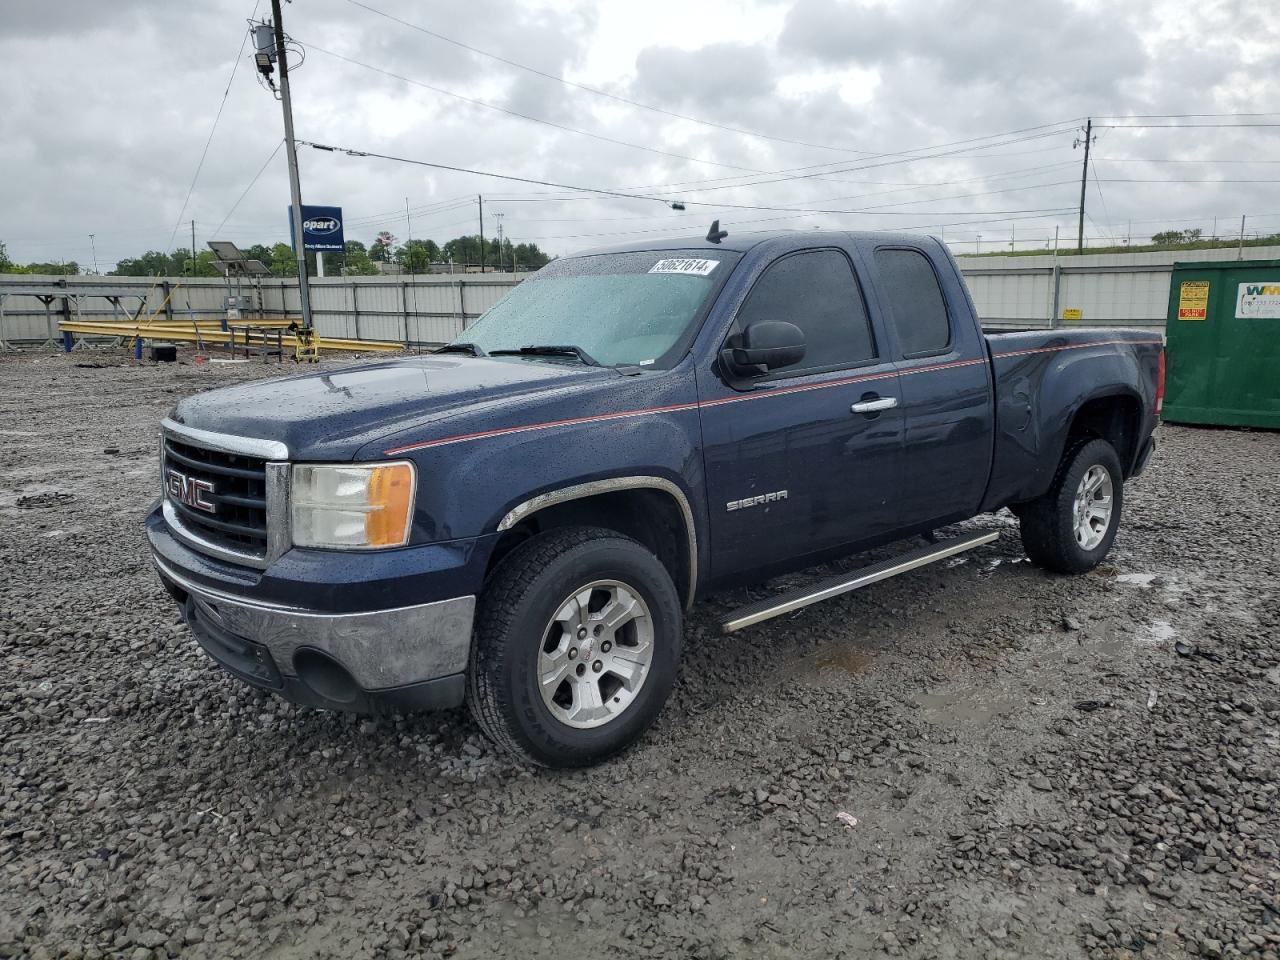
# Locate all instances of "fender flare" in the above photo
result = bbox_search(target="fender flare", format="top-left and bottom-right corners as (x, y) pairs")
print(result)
(497, 476), (698, 607)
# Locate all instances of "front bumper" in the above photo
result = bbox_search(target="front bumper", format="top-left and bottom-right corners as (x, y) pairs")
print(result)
(147, 507), (488, 713)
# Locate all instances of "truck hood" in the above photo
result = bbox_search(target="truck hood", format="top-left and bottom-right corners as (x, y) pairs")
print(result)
(170, 355), (613, 460)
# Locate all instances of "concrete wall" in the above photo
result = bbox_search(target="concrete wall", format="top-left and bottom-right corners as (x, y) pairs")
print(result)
(0, 273), (521, 346)
(954, 245), (1280, 329)
(7, 245), (1280, 345)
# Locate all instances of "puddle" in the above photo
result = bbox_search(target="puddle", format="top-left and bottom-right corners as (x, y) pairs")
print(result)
(815, 648), (876, 675)
(912, 687), (1024, 727)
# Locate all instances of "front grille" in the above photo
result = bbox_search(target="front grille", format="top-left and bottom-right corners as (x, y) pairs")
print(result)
(163, 435), (269, 559)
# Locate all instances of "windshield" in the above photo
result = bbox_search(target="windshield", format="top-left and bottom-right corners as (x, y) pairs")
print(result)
(455, 249), (739, 368)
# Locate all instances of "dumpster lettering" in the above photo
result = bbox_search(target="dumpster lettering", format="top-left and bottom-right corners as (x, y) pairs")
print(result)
(1235, 281), (1280, 319)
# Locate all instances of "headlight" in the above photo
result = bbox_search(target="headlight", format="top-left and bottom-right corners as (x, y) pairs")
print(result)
(290, 462), (416, 549)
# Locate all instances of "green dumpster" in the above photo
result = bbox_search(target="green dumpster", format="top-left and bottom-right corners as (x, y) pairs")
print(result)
(1163, 258), (1280, 429)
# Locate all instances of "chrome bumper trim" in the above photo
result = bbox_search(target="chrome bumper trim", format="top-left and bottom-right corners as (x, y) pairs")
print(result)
(153, 556), (476, 690)
(160, 417), (289, 461)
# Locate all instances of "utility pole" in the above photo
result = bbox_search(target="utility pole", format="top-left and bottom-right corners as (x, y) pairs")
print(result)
(976, 234), (982, 255)
(190, 220), (196, 276)
(478, 195), (485, 273)
(1050, 225), (1062, 329)
(1238, 214), (1246, 260)
(494, 212), (505, 274)
(88, 234), (99, 276)
(266, 0), (313, 331)
(1075, 117), (1093, 254)
(405, 197), (414, 281)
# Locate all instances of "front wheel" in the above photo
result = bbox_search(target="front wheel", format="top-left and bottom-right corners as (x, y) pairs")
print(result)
(466, 527), (682, 767)
(1018, 438), (1124, 574)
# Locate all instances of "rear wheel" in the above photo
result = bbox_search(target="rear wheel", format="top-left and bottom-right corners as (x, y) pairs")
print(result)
(466, 527), (682, 767)
(1019, 438), (1124, 574)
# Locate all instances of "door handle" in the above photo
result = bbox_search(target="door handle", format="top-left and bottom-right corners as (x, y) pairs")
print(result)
(851, 397), (898, 414)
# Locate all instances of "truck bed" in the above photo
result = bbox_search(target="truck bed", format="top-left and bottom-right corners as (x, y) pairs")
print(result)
(981, 327), (1164, 512)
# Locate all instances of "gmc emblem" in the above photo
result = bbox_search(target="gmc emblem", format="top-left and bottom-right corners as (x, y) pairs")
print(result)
(166, 468), (216, 514)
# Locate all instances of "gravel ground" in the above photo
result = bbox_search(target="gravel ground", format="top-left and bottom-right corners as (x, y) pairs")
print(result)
(1, 350), (1277, 960)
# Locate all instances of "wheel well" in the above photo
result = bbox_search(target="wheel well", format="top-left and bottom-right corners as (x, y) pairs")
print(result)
(485, 489), (693, 606)
(1065, 395), (1140, 476)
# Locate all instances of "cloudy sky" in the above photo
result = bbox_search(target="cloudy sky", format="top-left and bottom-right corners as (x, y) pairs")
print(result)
(2, 0), (1278, 271)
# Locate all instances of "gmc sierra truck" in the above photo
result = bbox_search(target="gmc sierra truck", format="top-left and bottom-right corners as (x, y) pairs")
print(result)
(146, 229), (1163, 767)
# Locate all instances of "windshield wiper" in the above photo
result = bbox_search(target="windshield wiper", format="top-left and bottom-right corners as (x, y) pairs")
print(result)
(434, 342), (487, 357)
(489, 344), (602, 367)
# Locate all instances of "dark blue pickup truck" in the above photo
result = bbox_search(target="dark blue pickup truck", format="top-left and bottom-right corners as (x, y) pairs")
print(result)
(147, 229), (1164, 766)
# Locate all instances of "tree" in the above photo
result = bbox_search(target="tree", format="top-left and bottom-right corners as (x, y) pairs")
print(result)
(370, 231), (396, 262)
(512, 241), (549, 270)
(395, 239), (436, 274)
(112, 249), (180, 276)
(269, 242), (297, 276)
(24, 261), (81, 275)
(1151, 228), (1203, 246)
(0, 241), (13, 272)
(245, 244), (274, 267)
(178, 249), (221, 278)
(342, 240), (379, 276)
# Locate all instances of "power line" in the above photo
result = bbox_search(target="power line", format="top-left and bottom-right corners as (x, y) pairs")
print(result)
(168, 0), (261, 251)
(1092, 112), (1280, 119)
(1096, 122), (1280, 129)
(1090, 163), (1117, 244)
(513, 210), (1075, 245)
(303, 39), (1087, 202)
(1094, 156), (1280, 164)
(1098, 177), (1280, 183)
(214, 139), (284, 237)
(659, 126), (1080, 197)
(299, 138), (1073, 219)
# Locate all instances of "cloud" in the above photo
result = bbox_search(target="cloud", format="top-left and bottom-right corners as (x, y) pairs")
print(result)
(0, 0), (1278, 268)
(633, 42), (776, 109)
(779, 0), (1147, 99)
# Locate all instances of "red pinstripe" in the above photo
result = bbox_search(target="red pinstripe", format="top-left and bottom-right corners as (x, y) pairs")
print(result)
(383, 338), (1163, 455)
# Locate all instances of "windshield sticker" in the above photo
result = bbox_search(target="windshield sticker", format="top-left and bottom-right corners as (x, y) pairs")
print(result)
(648, 258), (719, 277)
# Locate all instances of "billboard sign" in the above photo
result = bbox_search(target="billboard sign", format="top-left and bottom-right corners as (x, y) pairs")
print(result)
(289, 204), (345, 252)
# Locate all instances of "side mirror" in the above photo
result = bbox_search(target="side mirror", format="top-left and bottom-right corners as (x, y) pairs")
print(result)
(721, 321), (806, 377)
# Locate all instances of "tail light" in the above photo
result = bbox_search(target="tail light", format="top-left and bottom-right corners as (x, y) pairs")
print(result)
(1155, 349), (1166, 416)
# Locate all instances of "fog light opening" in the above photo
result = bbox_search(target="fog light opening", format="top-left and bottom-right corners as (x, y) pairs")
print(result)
(293, 648), (359, 704)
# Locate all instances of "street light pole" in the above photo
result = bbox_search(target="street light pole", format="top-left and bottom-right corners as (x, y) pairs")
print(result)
(271, 0), (314, 332)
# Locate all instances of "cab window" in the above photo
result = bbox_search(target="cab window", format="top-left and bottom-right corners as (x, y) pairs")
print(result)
(873, 248), (952, 357)
(731, 249), (876, 375)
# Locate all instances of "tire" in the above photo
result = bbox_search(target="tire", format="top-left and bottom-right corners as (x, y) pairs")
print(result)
(1018, 438), (1124, 574)
(466, 526), (683, 768)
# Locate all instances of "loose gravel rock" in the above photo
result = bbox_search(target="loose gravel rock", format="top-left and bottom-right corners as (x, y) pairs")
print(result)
(1, 350), (1277, 959)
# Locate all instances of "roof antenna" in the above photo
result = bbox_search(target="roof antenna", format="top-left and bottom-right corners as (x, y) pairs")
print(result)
(706, 219), (729, 243)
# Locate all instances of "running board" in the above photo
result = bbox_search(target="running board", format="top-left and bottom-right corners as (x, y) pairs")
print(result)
(719, 530), (1000, 634)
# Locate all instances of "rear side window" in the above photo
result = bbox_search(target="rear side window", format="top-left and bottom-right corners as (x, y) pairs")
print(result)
(873, 248), (951, 356)
(734, 249), (876, 373)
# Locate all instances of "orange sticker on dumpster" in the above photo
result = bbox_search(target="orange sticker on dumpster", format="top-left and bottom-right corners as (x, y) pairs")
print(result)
(1178, 280), (1209, 320)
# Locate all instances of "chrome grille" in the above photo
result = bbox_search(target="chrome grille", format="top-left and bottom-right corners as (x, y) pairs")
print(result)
(163, 436), (269, 555)
(159, 420), (290, 568)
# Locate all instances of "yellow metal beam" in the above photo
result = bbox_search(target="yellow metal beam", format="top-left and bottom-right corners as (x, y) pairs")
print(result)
(59, 321), (406, 354)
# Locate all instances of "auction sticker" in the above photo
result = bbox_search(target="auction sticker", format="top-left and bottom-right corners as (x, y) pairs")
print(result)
(649, 258), (719, 276)
(1235, 281), (1280, 319)
(1178, 280), (1209, 320)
